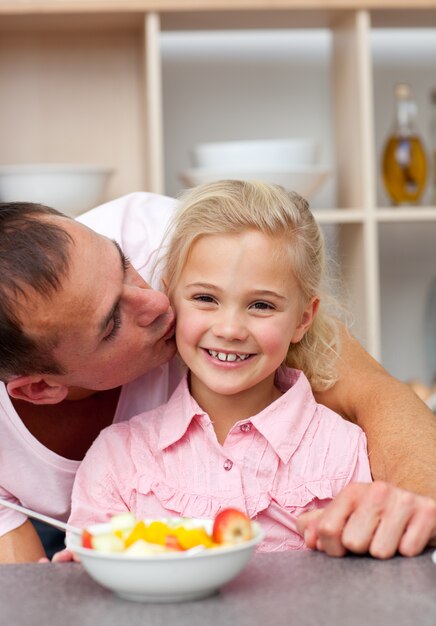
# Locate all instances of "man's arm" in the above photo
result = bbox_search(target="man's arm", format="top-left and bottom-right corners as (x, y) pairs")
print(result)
(0, 521), (46, 563)
(315, 325), (436, 499)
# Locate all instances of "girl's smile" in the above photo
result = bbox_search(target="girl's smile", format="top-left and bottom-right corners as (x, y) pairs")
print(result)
(202, 347), (254, 366)
(204, 349), (252, 363)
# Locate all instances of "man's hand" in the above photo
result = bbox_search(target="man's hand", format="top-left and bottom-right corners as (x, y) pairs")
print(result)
(51, 548), (80, 563)
(297, 482), (436, 559)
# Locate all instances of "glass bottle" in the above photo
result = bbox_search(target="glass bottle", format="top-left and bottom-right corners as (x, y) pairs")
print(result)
(382, 83), (427, 206)
(430, 88), (436, 205)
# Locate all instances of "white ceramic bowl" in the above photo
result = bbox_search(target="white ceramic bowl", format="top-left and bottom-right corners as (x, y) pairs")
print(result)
(192, 139), (319, 169)
(180, 166), (330, 200)
(67, 517), (263, 603)
(0, 164), (113, 217)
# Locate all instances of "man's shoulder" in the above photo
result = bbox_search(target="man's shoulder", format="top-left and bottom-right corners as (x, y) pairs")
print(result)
(77, 192), (179, 284)
(78, 191), (176, 217)
(77, 191), (177, 234)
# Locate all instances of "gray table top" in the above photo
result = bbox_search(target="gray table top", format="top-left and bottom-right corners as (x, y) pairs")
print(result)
(0, 550), (435, 626)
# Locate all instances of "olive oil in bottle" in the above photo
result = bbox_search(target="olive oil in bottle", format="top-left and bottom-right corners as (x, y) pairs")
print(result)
(382, 83), (427, 205)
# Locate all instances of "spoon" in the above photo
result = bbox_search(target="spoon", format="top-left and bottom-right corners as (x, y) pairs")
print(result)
(0, 498), (81, 535)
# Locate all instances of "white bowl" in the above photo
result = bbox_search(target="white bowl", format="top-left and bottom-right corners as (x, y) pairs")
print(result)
(67, 517), (263, 603)
(180, 166), (330, 200)
(0, 164), (113, 217)
(192, 139), (319, 169)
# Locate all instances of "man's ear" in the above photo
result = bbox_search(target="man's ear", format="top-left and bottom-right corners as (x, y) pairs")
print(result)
(6, 376), (69, 405)
(291, 297), (320, 344)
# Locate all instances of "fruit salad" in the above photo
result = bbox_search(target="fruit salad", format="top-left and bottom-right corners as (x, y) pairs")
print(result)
(81, 508), (253, 556)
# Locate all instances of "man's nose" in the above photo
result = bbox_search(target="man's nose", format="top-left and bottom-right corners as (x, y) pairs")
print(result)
(125, 285), (171, 327)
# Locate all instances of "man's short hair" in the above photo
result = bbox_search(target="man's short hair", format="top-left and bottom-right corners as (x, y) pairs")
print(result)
(0, 202), (73, 382)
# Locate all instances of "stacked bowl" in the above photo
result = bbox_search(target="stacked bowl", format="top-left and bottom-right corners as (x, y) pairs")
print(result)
(0, 163), (113, 217)
(180, 138), (330, 200)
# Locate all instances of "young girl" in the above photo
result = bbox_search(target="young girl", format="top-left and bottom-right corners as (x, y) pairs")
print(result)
(69, 179), (372, 552)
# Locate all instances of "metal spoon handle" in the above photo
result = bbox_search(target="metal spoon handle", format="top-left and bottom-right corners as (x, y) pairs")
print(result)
(0, 498), (81, 535)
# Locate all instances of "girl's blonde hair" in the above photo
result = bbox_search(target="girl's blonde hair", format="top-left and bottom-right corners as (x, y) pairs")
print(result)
(160, 179), (341, 391)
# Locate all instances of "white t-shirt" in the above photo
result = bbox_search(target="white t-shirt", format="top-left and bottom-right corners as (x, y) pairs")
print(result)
(0, 192), (183, 536)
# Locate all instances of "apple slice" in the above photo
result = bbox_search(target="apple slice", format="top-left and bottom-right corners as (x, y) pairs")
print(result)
(91, 532), (125, 553)
(212, 508), (253, 544)
(82, 528), (93, 549)
(109, 512), (136, 533)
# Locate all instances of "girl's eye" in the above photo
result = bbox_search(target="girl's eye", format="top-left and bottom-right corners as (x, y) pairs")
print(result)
(103, 309), (122, 342)
(251, 301), (274, 310)
(193, 294), (216, 303)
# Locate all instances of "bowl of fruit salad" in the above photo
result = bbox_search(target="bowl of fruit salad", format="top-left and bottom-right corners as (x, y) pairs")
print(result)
(66, 508), (262, 603)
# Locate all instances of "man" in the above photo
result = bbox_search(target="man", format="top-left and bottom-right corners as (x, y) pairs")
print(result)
(0, 193), (435, 563)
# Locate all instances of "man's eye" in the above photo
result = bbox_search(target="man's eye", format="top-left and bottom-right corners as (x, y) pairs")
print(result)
(121, 254), (131, 273)
(103, 311), (122, 342)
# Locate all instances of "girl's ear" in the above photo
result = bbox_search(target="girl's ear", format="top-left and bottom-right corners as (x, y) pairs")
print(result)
(291, 297), (320, 344)
(7, 376), (69, 405)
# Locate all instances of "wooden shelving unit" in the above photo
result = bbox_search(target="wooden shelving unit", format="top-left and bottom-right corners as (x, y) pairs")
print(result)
(0, 0), (435, 381)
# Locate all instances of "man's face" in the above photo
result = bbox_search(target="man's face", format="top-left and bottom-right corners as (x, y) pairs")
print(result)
(21, 217), (176, 390)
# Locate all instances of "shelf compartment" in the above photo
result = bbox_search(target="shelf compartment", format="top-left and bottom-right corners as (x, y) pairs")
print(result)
(376, 207), (436, 222)
(378, 221), (436, 383)
(313, 209), (366, 223)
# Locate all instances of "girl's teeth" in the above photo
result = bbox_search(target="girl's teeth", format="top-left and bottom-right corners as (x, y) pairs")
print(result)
(208, 350), (249, 362)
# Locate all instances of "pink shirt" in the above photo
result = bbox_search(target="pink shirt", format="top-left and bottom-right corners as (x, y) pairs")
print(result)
(0, 192), (182, 536)
(70, 368), (372, 551)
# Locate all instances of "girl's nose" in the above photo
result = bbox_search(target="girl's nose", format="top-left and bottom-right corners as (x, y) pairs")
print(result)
(125, 285), (171, 327)
(212, 310), (248, 342)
